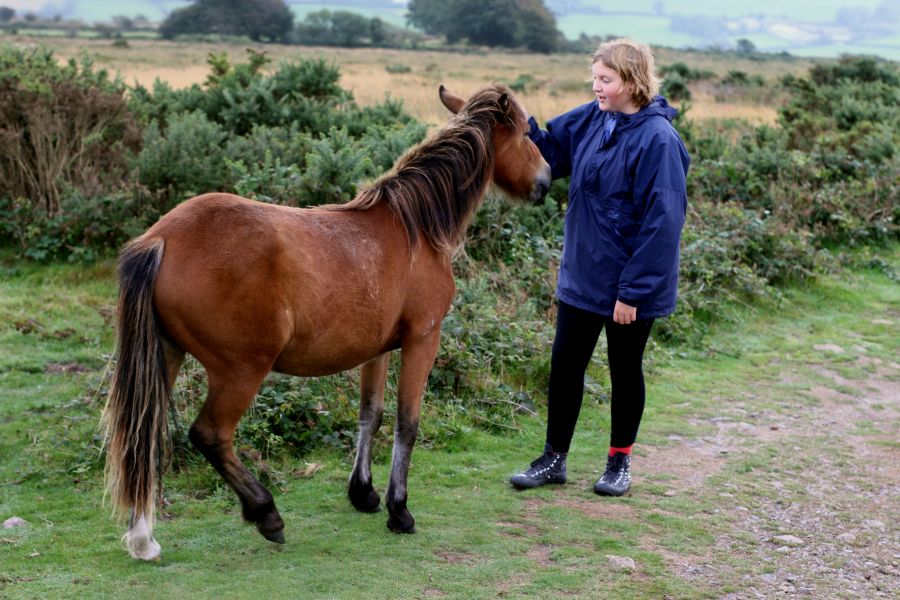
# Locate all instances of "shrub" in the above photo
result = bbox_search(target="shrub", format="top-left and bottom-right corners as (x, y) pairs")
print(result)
(0, 191), (156, 262)
(0, 45), (141, 215)
(227, 151), (304, 204)
(659, 62), (714, 81)
(238, 375), (358, 456)
(296, 127), (376, 206)
(136, 110), (230, 206)
(385, 63), (412, 74)
(660, 72), (691, 101)
(508, 74), (536, 93)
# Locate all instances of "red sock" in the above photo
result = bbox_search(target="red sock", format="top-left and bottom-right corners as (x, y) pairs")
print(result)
(609, 445), (633, 457)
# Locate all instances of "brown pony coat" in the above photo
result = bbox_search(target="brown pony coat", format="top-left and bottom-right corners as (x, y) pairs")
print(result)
(102, 84), (550, 556)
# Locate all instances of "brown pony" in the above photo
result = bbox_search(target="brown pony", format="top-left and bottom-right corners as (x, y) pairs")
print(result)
(102, 84), (551, 560)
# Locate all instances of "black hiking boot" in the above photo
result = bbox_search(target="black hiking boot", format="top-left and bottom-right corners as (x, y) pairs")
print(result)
(509, 449), (567, 489)
(593, 452), (631, 496)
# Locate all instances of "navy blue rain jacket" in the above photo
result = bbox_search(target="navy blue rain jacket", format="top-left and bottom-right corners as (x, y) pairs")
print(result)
(528, 96), (690, 318)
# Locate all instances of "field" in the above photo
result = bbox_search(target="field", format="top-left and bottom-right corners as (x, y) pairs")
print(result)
(0, 37), (898, 599)
(1, 247), (897, 599)
(7, 36), (811, 127)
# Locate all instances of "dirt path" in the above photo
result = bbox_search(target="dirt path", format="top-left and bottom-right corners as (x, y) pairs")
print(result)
(499, 340), (899, 598)
(649, 351), (900, 598)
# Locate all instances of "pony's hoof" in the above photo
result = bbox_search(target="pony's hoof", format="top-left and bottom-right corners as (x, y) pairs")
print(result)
(349, 484), (382, 513)
(125, 514), (161, 561)
(127, 535), (161, 561)
(261, 527), (285, 544)
(255, 510), (286, 544)
(386, 513), (416, 534)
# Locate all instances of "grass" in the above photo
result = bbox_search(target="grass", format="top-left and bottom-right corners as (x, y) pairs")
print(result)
(1, 244), (897, 598)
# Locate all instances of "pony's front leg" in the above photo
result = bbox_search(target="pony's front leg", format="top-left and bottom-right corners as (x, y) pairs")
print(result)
(349, 352), (390, 512)
(124, 509), (161, 561)
(386, 334), (441, 533)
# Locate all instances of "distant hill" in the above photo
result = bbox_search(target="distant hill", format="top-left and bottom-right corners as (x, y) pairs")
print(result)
(9, 0), (899, 60)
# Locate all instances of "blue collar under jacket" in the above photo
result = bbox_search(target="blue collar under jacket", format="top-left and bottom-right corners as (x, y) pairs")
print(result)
(528, 96), (690, 318)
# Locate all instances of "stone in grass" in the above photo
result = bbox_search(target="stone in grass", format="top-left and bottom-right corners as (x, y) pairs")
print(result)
(813, 343), (844, 353)
(3, 517), (28, 529)
(606, 555), (636, 571)
(772, 534), (804, 547)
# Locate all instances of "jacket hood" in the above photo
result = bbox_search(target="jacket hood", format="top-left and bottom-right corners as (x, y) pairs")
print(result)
(616, 95), (677, 130)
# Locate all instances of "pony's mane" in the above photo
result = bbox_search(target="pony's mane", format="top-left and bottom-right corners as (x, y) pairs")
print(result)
(326, 84), (518, 255)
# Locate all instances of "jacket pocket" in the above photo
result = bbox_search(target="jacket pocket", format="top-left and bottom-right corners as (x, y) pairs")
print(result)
(597, 200), (639, 256)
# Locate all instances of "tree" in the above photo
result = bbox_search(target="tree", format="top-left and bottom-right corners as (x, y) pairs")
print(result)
(160, 0), (293, 42)
(735, 38), (756, 55)
(112, 15), (135, 31)
(330, 10), (370, 46)
(407, 0), (561, 52)
(516, 0), (561, 52)
(0, 6), (15, 22)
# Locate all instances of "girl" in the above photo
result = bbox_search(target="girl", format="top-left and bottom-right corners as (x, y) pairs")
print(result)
(510, 38), (690, 496)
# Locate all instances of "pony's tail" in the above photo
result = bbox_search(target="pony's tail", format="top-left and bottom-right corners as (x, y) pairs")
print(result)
(101, 237), (169, 529)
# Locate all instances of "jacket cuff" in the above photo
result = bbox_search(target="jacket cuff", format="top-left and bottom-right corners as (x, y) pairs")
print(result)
(616, 294), (640, 307)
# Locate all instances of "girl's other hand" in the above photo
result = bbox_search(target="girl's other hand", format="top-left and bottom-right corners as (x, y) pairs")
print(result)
(613, 300), (637, 324)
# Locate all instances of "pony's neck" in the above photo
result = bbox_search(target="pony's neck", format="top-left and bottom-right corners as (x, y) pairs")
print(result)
(337, 115), (496, 256)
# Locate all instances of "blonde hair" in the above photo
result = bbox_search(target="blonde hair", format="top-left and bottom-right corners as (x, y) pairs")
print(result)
(592, 38), (660, 108)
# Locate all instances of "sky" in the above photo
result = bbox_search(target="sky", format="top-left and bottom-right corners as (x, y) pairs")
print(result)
(2, 1), (897, 60)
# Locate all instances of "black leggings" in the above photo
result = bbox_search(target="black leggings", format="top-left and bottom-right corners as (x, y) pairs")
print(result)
(545, 300), (654, 454)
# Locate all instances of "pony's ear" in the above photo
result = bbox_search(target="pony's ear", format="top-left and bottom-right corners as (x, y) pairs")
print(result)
(499, 93), (509, 113)
(439, 85), (465, 114)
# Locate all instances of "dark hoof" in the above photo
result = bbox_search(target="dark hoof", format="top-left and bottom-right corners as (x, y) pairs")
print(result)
(386, 512), (416, 534)
(349, 483), (382, 513)
(260, 527), (286, 544)
(253, 509), (285, 544)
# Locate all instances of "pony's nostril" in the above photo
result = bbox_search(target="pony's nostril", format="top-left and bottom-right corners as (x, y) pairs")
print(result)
(533, 179), (550, 201)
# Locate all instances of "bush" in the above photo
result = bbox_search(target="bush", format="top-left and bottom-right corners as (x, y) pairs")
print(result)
(385, 63), (412, 74)
(129, 52), (424, 210)
(296, 127), (376, 205)
(659, 62), (714, 81)
(660, 72), (691, 101)
(0, 45), (141, 215)
(136, 110), (230, 206)
(0, 191), (156, 262)
(508, 74), (537, 93)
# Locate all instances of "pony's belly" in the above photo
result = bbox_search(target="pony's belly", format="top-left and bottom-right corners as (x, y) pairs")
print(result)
(272, 335), (400, 377)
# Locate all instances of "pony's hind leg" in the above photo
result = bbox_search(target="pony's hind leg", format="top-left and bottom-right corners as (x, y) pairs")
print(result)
(349, 352), (390, 512)
(123, 338), (183, 561)
(189, 367), (286, 543)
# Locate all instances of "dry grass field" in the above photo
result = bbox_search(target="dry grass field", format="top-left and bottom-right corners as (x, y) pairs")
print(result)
(6, 36), (816, 127)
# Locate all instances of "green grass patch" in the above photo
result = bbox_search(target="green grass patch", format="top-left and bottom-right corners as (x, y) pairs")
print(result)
(1, 245), (897, 598)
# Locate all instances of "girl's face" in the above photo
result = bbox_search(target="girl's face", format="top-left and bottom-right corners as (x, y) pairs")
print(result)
(591, 61), (639, 114)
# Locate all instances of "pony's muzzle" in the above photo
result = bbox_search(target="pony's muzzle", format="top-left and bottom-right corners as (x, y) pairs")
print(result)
(530, 164), (552, 203)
